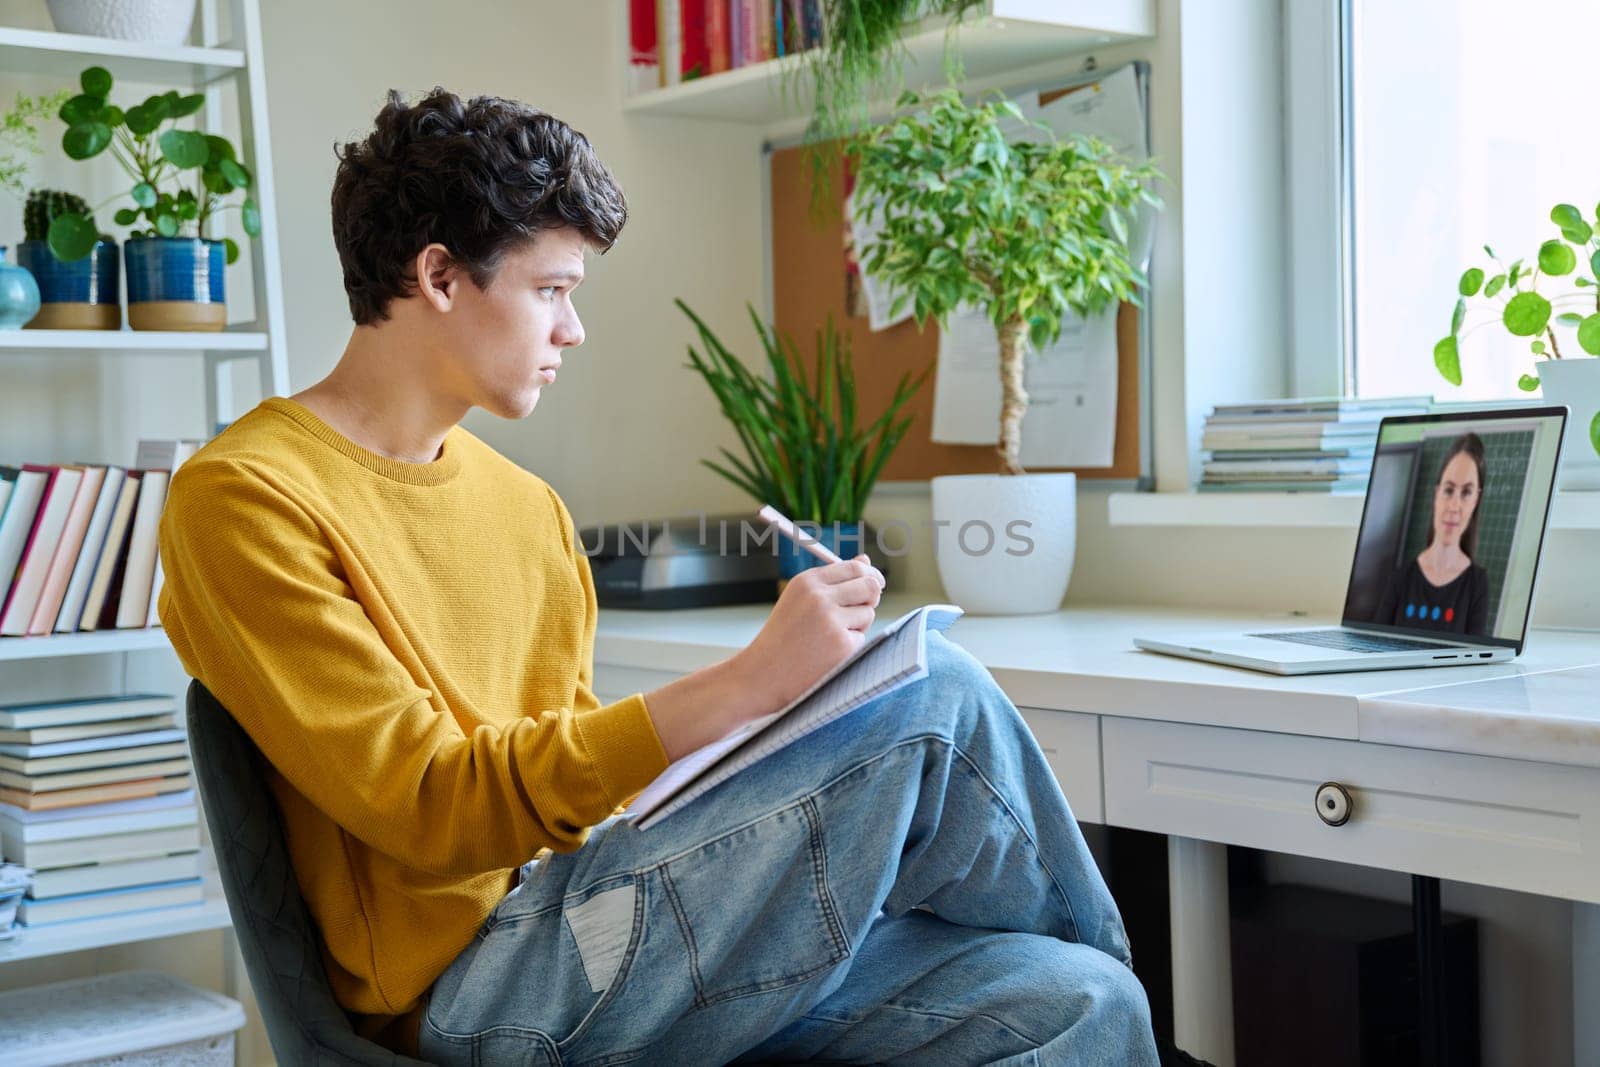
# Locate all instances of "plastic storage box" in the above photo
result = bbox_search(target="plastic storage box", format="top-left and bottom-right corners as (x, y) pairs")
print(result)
(0, 970), (245, 1066)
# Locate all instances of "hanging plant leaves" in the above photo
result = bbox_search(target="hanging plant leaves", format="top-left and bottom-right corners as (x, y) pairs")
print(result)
(62, 122), (111, 159)
(46, 212), (99, 261)
(1502, 291), (1551, 336)
(241, 198), (261, 236)
(158, 128), (210, 168)
(1433, 336), (1462, 386)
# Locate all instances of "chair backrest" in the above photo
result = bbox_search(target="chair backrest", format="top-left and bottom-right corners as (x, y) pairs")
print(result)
(186, 680), (435, 1066)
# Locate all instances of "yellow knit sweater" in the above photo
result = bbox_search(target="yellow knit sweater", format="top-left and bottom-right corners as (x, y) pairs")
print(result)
(157, 396), (670, 1054)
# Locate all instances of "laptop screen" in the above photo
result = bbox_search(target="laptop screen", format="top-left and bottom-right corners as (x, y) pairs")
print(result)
(1341, 406), (1567, 648)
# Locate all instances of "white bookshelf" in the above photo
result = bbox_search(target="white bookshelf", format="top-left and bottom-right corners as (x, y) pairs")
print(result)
(622, 0), (1155, 125)
(0, 0), (286, 993)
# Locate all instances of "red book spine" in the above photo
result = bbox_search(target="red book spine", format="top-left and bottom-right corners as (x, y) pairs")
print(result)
(707, 0), (731, 74)
(680, 0), (709, 80)
(629, 0), (658, 66)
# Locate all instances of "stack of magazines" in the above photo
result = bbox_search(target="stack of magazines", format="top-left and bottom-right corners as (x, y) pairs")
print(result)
(1199, 396), (1432, 493)
(0, 694), (203, 929)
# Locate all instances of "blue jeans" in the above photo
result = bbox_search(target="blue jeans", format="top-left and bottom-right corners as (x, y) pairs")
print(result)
(420, 633), (1158, 1066)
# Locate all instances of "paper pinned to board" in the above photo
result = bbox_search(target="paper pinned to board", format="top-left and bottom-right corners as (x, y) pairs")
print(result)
(930, 305), (1120, 468)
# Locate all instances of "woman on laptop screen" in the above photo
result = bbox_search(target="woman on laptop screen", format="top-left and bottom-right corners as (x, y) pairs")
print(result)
(1375, 432), (1491, 636)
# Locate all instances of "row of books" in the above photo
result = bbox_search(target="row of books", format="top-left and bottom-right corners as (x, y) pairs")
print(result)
(1198, 396), (1432, 493)
(631, 0), (826, 91)
(0, 439), (200, 638)
(0, 693), (203, 929)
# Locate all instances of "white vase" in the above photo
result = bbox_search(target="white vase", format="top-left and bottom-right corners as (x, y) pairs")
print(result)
(47, 0), (197, 44)
(1539, 358), (1600, 491)
(929, 472), (1077, 615)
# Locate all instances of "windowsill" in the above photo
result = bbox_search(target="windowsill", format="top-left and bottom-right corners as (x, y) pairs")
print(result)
(1107, 489), (1600, 530)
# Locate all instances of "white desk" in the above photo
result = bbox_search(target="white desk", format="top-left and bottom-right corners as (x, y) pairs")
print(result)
(593, 597), (1600, 1066)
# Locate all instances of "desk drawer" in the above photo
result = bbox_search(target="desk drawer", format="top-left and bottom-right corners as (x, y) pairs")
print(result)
(1017, 707), (1102, 824)
(1103, 717), (1600, 904)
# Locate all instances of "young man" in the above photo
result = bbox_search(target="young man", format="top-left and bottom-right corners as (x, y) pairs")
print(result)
(158, 89), (1159, 1065)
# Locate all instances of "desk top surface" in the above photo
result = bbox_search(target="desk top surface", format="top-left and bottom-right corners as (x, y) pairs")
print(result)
(593, 596), (1600, 765)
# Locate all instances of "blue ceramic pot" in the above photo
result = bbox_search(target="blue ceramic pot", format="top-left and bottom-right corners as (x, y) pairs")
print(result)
(15, 239), (120, 329)
(0, 247), (42, 330)
(124, 237), (226, 331)
(776, 521), (872, 580)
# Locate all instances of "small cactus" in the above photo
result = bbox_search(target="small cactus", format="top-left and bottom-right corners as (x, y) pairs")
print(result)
(23, 189), (92, 244)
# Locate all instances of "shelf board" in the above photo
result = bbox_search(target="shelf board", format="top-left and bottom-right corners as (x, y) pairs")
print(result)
(0, 879), (231, 965)
(0, 628), (171, 662)
(622, 3), (1154, 125)
(0, 330), (267, 352)
(1107, 489), (1600, 530)
(0, 26), (245, 88)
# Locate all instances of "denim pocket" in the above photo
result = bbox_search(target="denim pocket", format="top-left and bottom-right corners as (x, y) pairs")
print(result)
(657, 797), (850, 1008)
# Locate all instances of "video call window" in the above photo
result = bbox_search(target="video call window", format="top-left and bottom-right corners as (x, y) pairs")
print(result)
(1344, 414), (1563, 642)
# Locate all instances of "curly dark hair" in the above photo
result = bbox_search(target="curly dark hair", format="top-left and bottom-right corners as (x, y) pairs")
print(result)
(330, 88), (627, 325)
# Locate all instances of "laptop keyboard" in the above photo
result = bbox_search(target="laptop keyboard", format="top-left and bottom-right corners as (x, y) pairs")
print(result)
(1248, 629), (1457, 653)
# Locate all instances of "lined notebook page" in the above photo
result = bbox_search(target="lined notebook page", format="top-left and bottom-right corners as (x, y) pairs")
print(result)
(629, 603), (961, 830)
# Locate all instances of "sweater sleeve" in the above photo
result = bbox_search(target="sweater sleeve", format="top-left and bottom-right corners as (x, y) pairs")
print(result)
(158, 459), (668, 876)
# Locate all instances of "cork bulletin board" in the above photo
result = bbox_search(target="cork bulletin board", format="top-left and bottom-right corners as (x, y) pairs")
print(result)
(767, 72), (1149, 482)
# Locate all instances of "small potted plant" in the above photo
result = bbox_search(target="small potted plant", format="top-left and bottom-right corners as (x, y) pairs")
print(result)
(1435, 202), (1600, 489)
(677, 298), (929, 586)
(0, 89), (71, 330)
(848, 88), (1161, 614)
(49, 65), (261, 331)
(16, 189), (120, 329)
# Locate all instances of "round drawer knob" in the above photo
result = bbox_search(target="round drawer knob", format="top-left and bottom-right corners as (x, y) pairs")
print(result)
(1315, 782), (1353, 827)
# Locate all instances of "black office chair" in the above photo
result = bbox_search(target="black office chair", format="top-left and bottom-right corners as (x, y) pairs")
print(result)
(186, 680), (435, 1066)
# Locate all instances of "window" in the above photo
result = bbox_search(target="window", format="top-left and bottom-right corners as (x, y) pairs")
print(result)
(1344, 0), (1600, 400)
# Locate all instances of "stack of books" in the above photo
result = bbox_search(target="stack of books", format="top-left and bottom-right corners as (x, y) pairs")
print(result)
(632, 0), (826, 90)
(0, 438), (201, 639)
(0, 693), (203, 928)
(1199, 397), (1432, 493)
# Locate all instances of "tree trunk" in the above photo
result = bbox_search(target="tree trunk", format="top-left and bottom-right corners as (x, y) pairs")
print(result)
(997, 317), (1028, 475)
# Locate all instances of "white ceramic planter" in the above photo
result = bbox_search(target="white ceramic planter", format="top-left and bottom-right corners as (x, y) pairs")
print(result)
(929, 472), (1077, 615)
(47, 0), (197, 44)
(1539, 358), (1600, 491)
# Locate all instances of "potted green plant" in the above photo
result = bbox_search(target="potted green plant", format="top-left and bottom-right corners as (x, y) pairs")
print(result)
(677, 298), (929, 585)
(16, 190), (120, 329)
(49, 65), (261, 331)
(1435, 202), (1600, 490)
(0, 90), (70, 330)
(848, 88), (1161, 614)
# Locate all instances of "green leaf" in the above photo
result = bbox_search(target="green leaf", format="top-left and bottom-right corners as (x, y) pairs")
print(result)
(223, 236), (240, 265)
(1518, 374), (1541, 392)
(124, 104), (160, 136)
(1591, 249), (1600, 278)
(62, 122), (111, 159)
(101, 104), (124, 128)
(80, 66), (112, 97)
(1561, 221), (1593, 244)
(46, 212), (98, 261)
(1579, 314), (1600, 354)
(1508, 259), (1524, 287)
(58, 94), (103, 125)
(1503, 291), (1550, 336)
(204, 135), (235, 162)
(1458, 267), (1484, 296)
(219, 158), (250, 189)
(1558, 312), (1585, 327)
(169, 93), (206, 118)
(1484, 244), (1497, 259)
(1532, 340), (1546, 354)
(158, 128), (209, 168)
(1580, 277), (1595, 288)
(1539, 240), (1577, 275)
(241, 198), (261, 236)
(154, 212), (179, 237)
(1433, 336), (1462, 386)
(113, 207), (138, 225)
(131, 182), (157, 208)
(1591, 410), (1600, 461)
(1451, 297), (1466, 335)
(1552, 203), (1585, 232)
(201, 166), (229, 195)
(1484, 274), (1506, 298)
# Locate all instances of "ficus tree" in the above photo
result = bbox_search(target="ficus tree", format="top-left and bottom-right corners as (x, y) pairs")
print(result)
(847, 88), (1162, 475)
(1436, 201), (1600, 457)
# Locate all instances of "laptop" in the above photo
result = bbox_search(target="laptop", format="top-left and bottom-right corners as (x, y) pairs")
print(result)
(1134, 405), (1569, 675)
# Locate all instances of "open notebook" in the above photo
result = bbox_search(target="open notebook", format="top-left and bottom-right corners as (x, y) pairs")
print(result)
(627, 603), (963, 830)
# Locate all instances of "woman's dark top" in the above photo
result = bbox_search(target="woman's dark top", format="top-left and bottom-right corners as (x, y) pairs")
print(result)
(1373, 557), (1491, 636)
